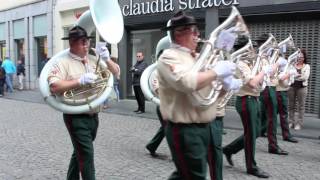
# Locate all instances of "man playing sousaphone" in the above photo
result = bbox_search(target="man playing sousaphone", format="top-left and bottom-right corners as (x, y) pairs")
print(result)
(157, 11), (241, 179)
(48, 26), (119, 180)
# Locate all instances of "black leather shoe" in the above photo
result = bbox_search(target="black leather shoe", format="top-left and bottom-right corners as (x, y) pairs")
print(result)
(223, 152), (234, 166)
(261, 133), (267, 137)
(284, 137), (298, 143)
(247, 169), (270, 178)
(136, 111), (145, 114)
(146, 146), (158, 157)
(133, 109), (140, 112)
(268, 148), (289, 155)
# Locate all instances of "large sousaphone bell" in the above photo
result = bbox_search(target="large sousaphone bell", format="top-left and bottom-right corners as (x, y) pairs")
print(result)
(39, 0), (123, 114)
(140, 35), (171, 105)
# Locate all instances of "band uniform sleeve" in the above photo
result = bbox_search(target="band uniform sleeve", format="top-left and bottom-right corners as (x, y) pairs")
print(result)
(48, 61), (67, 85)
(157, 49), (197, 92)
(237, 61), (253, 85)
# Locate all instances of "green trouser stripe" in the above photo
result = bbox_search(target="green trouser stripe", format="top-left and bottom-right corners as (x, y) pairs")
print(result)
(260, 86), (279, 151)
(211, 117), (223, 180)
(223, 96), (260, 172)
(64, 114), (98, 180)
(276, 91), (292, 139)
(165, 122), (210, 180)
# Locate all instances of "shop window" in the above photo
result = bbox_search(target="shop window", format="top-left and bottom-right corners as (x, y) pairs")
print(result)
(0, 41), (6, 60)
(127, 29), (165, 97)
(36, 37), (48, 76)
(130, 29), (165, 66)
(15, 39), (24, 63)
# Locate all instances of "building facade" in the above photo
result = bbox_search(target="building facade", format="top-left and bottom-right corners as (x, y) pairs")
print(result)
(116, 0), (320, 116)
(0, 0), (54, 89)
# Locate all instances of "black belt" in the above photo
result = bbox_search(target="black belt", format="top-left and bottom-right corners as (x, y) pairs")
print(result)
(64, 113), (98, 118)
(168, 121), (208, 128)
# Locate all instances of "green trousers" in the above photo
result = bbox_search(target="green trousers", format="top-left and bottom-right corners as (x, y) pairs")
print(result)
(210, 117), (224, 180)
(260, 86), (279, 151)
(223, 96), (260, 172)
(63, 113), (99, 180)
(276, 90), (293, 139)
(146, 106), (166, 153)
(165, 121), (215, 180)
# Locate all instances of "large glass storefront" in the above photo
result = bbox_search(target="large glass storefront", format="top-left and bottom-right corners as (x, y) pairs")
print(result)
(128, 29), (165, 96)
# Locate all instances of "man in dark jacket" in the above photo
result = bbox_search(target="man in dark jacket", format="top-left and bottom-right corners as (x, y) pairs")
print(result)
(130, 51), (148, 114)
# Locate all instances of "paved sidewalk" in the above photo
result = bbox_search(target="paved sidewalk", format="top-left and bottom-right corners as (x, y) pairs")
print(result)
(2, 89), (320, 140)
(0, 97), (320, 179)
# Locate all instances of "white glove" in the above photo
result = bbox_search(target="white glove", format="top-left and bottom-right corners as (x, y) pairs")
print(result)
(222, 76), (243, 92)
(78, 73), (98, 85)
(277, 57), (287, 68)
(212, 61), (236, 79)
(262, 65), (273, 76)
(98, 46), (110, 61)
(289, 68), (297, 76)
(216, 27), (237, 51)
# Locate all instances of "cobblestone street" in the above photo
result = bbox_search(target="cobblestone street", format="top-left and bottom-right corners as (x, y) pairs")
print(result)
(0, 98), (319, 180)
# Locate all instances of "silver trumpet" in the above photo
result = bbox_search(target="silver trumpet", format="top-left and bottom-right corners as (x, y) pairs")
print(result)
(217, 40), (256, 108)
(189, 6), (250, 107)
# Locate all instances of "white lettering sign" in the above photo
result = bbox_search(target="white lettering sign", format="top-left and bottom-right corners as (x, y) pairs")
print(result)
(122, 0), (240, 16)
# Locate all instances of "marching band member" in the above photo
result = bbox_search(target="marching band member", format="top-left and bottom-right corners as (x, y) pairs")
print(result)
(48, 26), (119, 180)
(146, 50), (166, 157)
(256, 34), (289, 156)
(157, 11), (241, 180)
(211, 98), (227, 180)
(223, 36), (271, 178)
(276, 59), (299, 143)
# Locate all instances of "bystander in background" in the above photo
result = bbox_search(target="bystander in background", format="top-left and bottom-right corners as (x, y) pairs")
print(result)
(1, 56), (16, 93)
(17, 60), (25, 90)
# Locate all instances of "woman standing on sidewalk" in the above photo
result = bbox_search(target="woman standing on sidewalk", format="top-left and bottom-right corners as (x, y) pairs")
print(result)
(288, 49), (310, 130)
(17, 60), (25, 90)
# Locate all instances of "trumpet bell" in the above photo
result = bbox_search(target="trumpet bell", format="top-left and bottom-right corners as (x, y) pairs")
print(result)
(140, 63), (160, 105)
(90, 0), (124, 44)
(140, 35), (171, 105)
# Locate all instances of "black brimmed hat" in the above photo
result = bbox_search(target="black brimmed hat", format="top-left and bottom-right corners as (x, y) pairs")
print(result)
(61, 25), (95, 40)
(254, 33), (269, 42)
(162, 11), (198, 31)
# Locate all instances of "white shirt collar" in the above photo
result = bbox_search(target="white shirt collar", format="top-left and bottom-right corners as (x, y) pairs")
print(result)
(171, 43), (192, 53)
(68, 51), (85, 62)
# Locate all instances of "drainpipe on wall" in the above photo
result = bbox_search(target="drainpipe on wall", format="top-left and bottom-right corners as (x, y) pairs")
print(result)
(27, 17), (31, 89)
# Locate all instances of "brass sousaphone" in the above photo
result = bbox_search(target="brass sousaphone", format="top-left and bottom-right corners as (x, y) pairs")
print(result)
(140, 35), (171, 105)
(39, 0), (124, 114)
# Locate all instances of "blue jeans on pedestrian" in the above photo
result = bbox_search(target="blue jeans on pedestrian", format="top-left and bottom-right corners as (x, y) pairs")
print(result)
(114, 84), (120, 102)
(5, 73), (14, 92)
